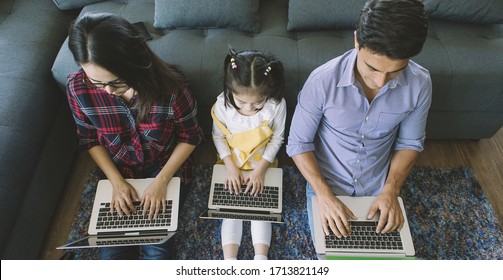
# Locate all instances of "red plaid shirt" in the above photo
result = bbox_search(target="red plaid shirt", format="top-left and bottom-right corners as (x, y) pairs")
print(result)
(66, 69), (204, 183)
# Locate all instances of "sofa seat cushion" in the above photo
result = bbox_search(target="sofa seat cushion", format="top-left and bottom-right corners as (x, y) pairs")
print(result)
(52, 0), (105, 10)
(287, 0), (366, 31)
(423, 0), (503, 24)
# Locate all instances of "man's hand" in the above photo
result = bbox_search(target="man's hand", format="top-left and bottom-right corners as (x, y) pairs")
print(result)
(367, 191), (404, 233)
(318, 193), (357, 237)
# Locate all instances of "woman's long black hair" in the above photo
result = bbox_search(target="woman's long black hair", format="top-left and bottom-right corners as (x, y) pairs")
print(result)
(68, 12), (187, 122)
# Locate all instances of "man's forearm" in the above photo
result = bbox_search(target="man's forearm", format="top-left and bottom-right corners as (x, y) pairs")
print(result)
(383, 149), (420, 196)
(292, 152), (333, 196)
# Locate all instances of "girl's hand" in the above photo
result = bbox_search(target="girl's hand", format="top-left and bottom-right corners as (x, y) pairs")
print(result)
(110, 179), (140, 217)
(243, 168), (266, 196)
(141, 179), (168, 220)
(224, 163), (243, 195)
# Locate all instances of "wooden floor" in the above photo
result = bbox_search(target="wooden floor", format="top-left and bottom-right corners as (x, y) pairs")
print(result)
(39, 127), (503, 259)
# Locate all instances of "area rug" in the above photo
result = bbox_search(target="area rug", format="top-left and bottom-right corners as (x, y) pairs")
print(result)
(63, 165), (503, 260)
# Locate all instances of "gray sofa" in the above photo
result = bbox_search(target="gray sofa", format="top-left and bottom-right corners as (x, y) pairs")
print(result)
(1, 0), (502, 259)
(0, 0), (78, 259)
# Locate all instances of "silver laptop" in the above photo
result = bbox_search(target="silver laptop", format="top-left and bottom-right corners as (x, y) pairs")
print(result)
(312, 196), (415, 258)
(200, 164), (284, 223)
(57, 177), (180, 249)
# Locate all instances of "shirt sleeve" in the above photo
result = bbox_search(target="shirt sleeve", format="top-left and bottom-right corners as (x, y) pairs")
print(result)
(172, 87), (204, 146)
(286, 74), (325, 157)
(395, 73), (433, 152)
(212, 102), (232, 159)
(66, 72), (100, 150)
(262, 98), (287, 163)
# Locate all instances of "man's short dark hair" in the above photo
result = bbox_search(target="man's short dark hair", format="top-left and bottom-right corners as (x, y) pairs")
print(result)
(356, 0), (428, 59)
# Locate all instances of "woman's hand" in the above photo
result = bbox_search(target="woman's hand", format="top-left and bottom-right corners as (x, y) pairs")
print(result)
(141, 178), (168, 220)
(110, 179), (140, 217)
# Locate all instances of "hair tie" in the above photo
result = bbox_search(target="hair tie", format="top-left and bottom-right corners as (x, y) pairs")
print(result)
(264, 66), (272, 76)
(230, 58), (237, 69)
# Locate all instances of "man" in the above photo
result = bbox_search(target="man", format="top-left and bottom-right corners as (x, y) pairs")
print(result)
(287, 0), (431, 240)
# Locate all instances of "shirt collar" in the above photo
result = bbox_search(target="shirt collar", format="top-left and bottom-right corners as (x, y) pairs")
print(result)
(337, 49), (358, 88)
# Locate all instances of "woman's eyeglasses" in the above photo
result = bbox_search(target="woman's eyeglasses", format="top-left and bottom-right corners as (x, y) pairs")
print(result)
(82, 78), (128, 89)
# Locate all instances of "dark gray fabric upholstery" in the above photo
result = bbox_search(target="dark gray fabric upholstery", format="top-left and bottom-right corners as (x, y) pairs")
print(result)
(0, 0), (77, 259)
(153, 0), (260, 33)
(287, 0), (366, 31)
(52, 0), (105, 10)
(423, 0), (503, 24)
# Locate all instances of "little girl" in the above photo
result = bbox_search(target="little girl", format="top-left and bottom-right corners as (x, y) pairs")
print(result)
(212, 48), (286, 260)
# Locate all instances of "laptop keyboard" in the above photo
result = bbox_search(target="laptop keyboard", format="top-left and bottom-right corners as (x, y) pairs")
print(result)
(96, 201), (172, 230)
(212, 183), (280, 209)
(209, 211), (280, 222)
(325, 221), (404, 251)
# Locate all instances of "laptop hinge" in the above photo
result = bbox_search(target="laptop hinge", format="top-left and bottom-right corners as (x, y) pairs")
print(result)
(327, 252), (407, 258)
(96, 230), (169, 236)
(216, 208), (270, 215)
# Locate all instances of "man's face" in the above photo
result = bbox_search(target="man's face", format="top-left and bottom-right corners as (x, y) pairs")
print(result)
(354, 46), (409, 92)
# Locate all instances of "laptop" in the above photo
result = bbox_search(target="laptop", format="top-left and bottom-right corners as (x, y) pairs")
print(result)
(199, 164), (284, 223)
(57, 177), (180, 249)
(312, 195), (415, 258)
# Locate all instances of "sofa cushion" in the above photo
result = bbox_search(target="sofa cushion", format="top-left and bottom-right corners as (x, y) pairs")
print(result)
(423, 0), (503, 24)
(153, 0), (260, 33)
(52, 0), (105, 10)
(287, 0), (366, 31)
(0, 0), (14, 24)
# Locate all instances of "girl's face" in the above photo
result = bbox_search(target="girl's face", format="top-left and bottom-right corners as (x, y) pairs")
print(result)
(232, 88), (267, 116)
(81, 62), (130, 96)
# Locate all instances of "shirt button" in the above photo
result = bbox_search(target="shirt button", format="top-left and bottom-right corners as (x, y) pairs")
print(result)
(365, 116), (369, 122)
(356, 160), (360, 163)
(361, 134), (365, 139)
(354, 178), (358, 183)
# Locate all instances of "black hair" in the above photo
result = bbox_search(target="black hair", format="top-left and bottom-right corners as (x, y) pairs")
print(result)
(356, 0), (428, 59)
(223, 47), (285, 110)
(68, 12), (187, 122)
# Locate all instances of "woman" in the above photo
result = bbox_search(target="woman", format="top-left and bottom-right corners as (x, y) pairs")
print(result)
(66, 13), (203, 259)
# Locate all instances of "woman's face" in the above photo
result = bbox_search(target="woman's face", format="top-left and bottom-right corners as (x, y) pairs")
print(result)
(81, 63), (129, 96)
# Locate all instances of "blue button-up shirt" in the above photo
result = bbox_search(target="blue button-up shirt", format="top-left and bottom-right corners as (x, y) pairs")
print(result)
(287, 49), (432, 196)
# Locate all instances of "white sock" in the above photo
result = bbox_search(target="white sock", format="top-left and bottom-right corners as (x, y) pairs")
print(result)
(225, 257), (237, 260)
(254, 255), (268, 260)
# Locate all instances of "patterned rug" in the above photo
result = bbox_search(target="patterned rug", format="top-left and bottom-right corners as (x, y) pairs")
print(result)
(63, 164), (503, 260)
